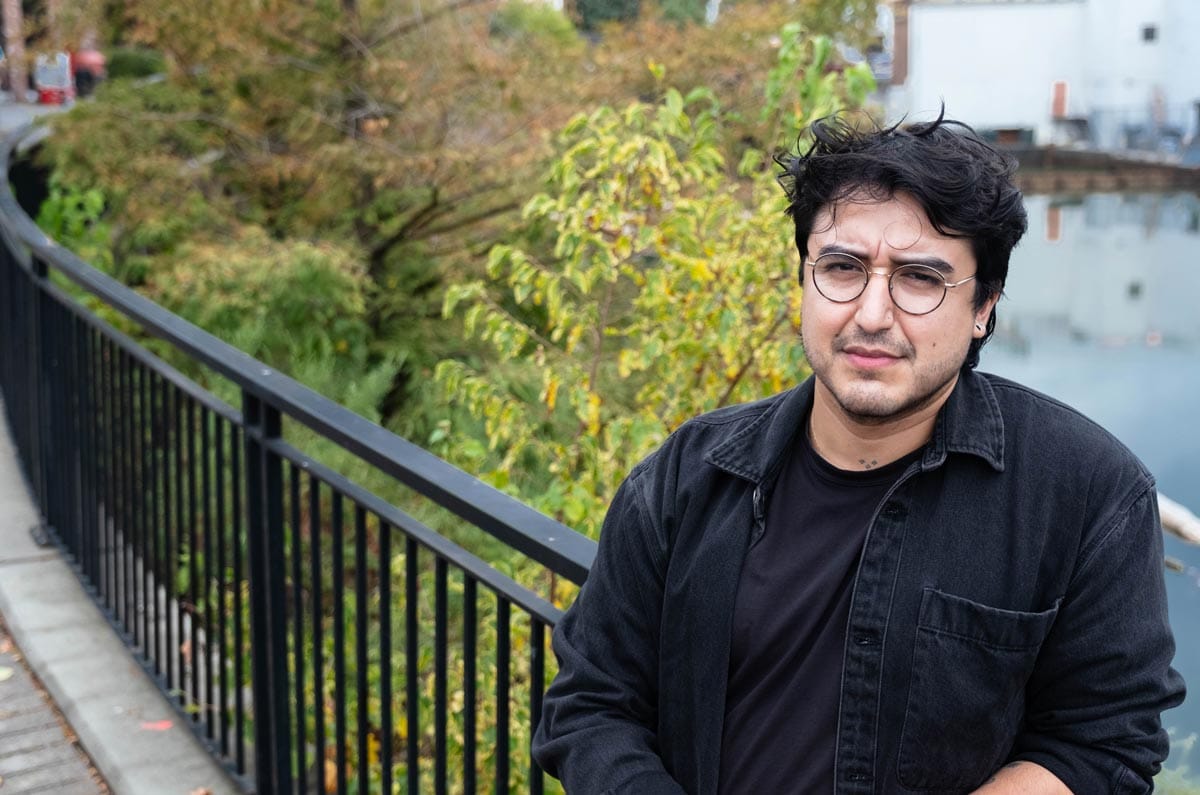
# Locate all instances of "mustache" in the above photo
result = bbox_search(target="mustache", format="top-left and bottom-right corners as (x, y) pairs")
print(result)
(833, 332), (915, 358)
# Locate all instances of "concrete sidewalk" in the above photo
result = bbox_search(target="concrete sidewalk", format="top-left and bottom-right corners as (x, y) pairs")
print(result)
(0, 394), (241, 795)
(0, 614), (105, 793)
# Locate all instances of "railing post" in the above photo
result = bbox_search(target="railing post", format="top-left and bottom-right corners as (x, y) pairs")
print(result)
(30, 254), (51, 522)
(243, 390), (293, 795)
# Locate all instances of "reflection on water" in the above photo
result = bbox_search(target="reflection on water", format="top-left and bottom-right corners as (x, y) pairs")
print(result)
(985, 192), (1199, 780)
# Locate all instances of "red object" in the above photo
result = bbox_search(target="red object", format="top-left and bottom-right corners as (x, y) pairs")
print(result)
(70, 48), (107, 79)
(68, 48), (107, 97)
(1051, 80), (1069, 119)
(37, 86), (73, 105)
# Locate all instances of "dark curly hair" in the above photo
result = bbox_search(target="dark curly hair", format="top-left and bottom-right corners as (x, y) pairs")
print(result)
(778, 110), (1028, 369)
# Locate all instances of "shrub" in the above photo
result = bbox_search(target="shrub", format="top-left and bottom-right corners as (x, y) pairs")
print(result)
(489, 0), (579, 46)
(106, 47), (167, 79)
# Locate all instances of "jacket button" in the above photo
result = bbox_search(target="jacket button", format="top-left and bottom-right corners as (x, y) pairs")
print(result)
(881, 501), (907, 519)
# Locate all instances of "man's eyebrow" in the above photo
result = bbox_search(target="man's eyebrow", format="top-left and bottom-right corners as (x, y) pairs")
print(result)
(893, 255), (955, 274)
(816, 244), (865, 258)
(816, 245), (957, 275)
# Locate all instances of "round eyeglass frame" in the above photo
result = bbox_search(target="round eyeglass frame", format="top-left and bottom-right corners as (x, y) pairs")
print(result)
(803, 252), (978, 316)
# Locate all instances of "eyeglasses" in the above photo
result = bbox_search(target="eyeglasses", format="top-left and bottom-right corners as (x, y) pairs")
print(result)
(804, 252), (977, 316)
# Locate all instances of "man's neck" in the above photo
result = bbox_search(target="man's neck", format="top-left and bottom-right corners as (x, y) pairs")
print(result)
(807, 380), (956, 471)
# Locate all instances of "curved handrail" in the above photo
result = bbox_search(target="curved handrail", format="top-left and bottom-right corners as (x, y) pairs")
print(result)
(0, 123), (598, 584)
(1161, 494), (1200, 545)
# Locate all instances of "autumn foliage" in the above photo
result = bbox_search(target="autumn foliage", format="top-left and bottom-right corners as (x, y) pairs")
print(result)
(435, 35), (875, 548)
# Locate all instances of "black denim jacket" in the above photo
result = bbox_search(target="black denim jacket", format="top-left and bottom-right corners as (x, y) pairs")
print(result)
(533, 369), (1186, 794)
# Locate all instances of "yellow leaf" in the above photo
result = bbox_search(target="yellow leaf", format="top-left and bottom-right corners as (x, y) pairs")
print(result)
(586, 392), (602, 436)
(545, 377), (560, 410)
(565, 325), (584, 354)
(324, 759), (338, 792)
(689, 259), (714, 283)
(367, 733), (380, 766)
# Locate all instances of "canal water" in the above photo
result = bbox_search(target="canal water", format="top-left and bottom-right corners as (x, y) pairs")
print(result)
(984, 192), (1199, 781)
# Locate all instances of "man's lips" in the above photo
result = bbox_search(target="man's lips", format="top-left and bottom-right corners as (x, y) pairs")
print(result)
(841, 346), (903, 369)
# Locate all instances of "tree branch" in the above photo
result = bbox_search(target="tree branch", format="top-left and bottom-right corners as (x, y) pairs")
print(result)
(124, 110), (270, 154)
(716, 306), (789, 408)
(410, 201), (521, 240)
(367, 188), (445, 264)
(366, 0), (493, 49)
(588, 276), (616, 393)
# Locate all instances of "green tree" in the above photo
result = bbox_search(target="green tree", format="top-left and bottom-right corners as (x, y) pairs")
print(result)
(35, 0), (598, 427)
(435, 34), (875, 550)
(37, 0), (879, 434)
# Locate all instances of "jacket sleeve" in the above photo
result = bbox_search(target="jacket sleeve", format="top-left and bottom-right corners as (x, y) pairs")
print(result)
(532, 468), (687, 795)
(1011, 482), (1187, 792)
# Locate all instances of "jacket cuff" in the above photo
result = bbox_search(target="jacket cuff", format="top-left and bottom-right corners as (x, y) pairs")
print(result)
(1012, 749), (1151, 794)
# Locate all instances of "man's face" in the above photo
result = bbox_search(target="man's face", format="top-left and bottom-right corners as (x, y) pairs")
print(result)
(800, 192), (998, 425)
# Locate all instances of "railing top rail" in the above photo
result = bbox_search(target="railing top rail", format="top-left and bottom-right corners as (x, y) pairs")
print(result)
(0, 124), (596, 584)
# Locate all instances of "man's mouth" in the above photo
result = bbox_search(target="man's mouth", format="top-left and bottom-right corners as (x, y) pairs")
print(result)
(841, 345), (903, 369)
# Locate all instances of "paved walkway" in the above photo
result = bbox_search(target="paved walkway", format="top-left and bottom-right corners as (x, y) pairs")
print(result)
(0, 393), (240, 795)
(0, 616), (105, 794)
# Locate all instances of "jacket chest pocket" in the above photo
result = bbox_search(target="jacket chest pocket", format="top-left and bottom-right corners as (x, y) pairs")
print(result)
(896, 588), (1059, 792)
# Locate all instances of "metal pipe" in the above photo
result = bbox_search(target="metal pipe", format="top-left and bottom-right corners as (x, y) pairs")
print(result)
(1161, 493), (1200, 544)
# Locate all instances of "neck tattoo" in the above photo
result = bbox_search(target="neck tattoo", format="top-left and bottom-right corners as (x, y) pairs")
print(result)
(808, 419), (882, 471)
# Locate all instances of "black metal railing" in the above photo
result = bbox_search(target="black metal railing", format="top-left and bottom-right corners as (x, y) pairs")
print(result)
(0, 126), (596, 794)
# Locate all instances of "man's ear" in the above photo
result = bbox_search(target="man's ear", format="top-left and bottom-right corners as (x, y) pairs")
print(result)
(974, 293), (1000, 338)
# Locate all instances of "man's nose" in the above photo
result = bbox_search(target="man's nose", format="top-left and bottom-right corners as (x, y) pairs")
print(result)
(854, 269), (895, 331)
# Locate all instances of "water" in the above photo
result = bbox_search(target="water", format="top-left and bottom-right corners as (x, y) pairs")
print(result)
(984, 192), (1200, 779)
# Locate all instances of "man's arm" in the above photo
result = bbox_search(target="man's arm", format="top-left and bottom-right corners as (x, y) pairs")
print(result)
(532, 470), (686, 794)
(1005, 483), (1185, 792)
(971, 761), (1071, 794)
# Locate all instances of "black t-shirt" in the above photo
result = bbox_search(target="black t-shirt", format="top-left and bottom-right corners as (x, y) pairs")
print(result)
(718, 426), (920, 794)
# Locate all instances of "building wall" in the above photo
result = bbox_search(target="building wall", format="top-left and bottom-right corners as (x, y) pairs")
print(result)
(1153, 1), (1200, 140)
(894, 0), (1200, 148)
(903, 1), (1087, 142)
(1082, 0), (1169, 148)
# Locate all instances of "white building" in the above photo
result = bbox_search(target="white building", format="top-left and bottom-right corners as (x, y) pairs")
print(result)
(1005, 193), (1200, 344)
(881, 0), (1200, 151)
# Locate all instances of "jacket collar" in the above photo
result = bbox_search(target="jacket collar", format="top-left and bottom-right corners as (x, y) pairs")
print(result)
(703, 368), (1005, 485)
(923, 367), (1006, 473)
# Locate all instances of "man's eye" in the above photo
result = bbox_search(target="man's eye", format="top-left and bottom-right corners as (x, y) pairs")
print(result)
(820, 257), (863, 274)
(895, 268), (943, 288)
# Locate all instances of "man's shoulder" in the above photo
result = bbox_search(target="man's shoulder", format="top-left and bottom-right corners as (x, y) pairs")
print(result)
(978, 371), (1153, 482)
(628, 388), (800, 481)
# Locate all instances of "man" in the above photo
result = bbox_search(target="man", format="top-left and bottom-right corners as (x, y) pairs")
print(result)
(532, 114), (1185, 793)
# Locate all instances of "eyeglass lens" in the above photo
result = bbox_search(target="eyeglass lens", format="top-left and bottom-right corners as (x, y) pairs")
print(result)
(810, 253), (948, 315)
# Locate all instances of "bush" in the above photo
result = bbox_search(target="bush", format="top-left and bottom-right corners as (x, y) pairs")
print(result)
(106, 47), (166, 79)
(658, 0), (706, 25)
(489, 0), (579, 46)
(577, 0), (642, 30)
(148, 227), (377, 378)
